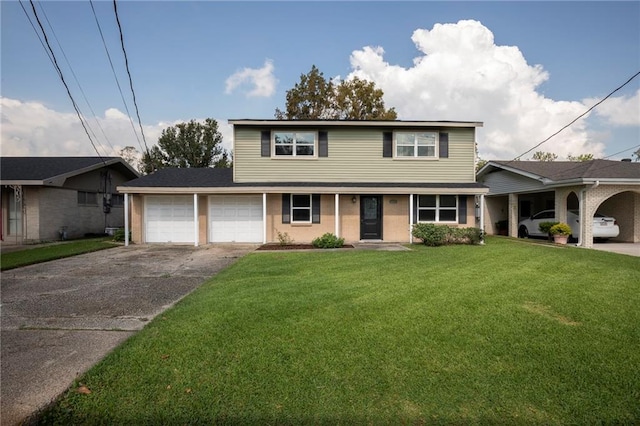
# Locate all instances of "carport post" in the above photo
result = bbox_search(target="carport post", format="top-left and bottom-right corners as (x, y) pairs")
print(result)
(409, 194), (414, 244)
(480, 194), (485, 244)
(193, 193), (199, 247)
(124, 193), (129, 247)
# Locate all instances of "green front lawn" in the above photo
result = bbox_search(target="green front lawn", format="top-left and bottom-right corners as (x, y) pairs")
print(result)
(38, 238), (640, 424)
(1, 239), (118, 271)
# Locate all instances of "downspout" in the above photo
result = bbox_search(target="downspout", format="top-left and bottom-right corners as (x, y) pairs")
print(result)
(124, 193), (129, 247)
(578, 180), (599, 247)
(479, 194), (485, 245)
(409, 194), (414, 244)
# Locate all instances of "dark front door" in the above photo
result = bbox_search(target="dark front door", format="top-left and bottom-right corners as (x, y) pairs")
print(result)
(360, 195), (382, 240)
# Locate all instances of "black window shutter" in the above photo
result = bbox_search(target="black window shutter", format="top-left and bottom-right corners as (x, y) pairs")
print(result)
(439, 132), (449, 158)
(282, 194), (291, 224)
(413, 195), (419, 223)
(261, 131), (271, 157)
(318, 131), (328, 157)
(458, 195), (467, 224)
(312, 194), (321, 223)
(383, 132), (393, 158)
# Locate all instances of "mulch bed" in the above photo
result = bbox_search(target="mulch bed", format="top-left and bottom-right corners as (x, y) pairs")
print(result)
(256, 244), (355, 251)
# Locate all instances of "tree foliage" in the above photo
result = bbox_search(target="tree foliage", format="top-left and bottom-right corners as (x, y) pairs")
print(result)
(531, 151), (558, 161)
(141, 118), (230, 174)
(633, 147), (640, 162)
(275, 65), (397, 120)
(118, 146), (142, 173)
(567, 153), (594, 162)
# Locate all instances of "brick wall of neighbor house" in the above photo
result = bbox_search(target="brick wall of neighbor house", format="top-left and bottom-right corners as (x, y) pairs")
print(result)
(234, 127), (476, 184)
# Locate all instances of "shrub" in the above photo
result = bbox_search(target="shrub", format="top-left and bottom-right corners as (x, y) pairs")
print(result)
(412, 223), (450, 246)
(276, 230), (294, 246)
(112, 228), (130, 242)
(538, 221), (559, 234)
(412, 223), (483, 246)
(312, 233), (345, 249)
(550, 222), (572, 236)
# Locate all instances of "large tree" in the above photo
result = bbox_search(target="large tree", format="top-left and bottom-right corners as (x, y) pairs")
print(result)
(141, 118), (229, 174)
(275, 65), (397, 120)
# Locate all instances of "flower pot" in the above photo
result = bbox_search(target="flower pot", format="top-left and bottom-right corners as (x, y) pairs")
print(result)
(553, 235), (569, 245)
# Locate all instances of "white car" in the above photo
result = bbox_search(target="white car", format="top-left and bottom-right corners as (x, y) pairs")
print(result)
(517, 209), (619, 240)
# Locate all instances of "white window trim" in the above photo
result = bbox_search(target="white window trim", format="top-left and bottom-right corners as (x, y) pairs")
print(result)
(394, 131), (438, 159)
(291, 194), (312, 223)
(272, 131), (318, 158)
(417, 195), (458, 223)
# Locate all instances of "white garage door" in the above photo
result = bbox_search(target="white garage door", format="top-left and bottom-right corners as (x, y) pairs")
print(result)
(209, 195), (263, 243)
(145, 195), (194, 243)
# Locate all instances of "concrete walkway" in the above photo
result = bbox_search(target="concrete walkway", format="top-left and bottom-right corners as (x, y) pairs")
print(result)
(1, 243), (256, 426)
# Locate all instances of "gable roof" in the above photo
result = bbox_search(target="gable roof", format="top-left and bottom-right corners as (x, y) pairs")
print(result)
(229, 119), (483, 128)
(478, 159), (640, 184)
(119, 167), (487, 194)
(0, 157), (139, 185)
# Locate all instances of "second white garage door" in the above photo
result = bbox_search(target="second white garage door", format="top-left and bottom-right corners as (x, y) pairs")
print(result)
(209, 195), (263, 243)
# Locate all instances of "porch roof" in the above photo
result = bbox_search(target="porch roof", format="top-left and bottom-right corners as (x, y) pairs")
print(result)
(118, 168), (487, 195)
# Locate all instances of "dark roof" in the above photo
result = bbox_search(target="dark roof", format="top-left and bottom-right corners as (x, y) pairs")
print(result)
(0, 157), (138, 182)
(488, 159), (640, 181)
(121, 167), (486, 189)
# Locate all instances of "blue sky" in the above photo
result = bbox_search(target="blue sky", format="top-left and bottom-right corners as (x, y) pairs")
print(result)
(2, 1), (639, 161)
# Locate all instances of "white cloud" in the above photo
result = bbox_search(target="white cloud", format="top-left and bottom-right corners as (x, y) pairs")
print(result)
(0, 97), (233, 158)
(585, 89), (640, 126)
(225, 59), (277, 98)
(347, 20), (608, 160)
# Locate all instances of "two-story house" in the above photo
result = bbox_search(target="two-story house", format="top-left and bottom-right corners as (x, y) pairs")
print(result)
(118, 120), (488, 245)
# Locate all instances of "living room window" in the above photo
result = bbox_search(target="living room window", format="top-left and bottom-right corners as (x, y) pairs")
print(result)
(395, 132), (437, 158)
(274, 132), (316, 157)
(417, 195), (457, 222)
(291, 194), (312, 222)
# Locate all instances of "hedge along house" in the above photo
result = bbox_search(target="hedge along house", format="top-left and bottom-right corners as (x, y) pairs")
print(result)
(477, 159), (640, 248)
(0, 157), (139, 244)
(118, 120), (488, 245)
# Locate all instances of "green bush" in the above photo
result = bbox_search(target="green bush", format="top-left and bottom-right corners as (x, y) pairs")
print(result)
(550, 222), (572, 236)
(312, 233), (345, 249)
(412, 223), (483, 246)
(112, 228), (130, 242)
(538, 221), (559, 234)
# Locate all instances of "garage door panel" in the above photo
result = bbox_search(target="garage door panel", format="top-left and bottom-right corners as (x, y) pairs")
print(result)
(209, 195), (262, 243)
(145, 196), (194, 243)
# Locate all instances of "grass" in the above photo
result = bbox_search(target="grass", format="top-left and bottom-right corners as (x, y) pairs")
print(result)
(37, 237), (640, 424)
(0, 238), (118, 271)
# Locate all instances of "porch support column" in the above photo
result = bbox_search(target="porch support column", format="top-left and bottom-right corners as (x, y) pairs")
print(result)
(262, 193), (267, 244)
(193, 193), (199, 247)
(508, 193), (518, 237)
(334, 193), (340, 237)
(479, 194), (486, 244)
(409, 194), (414, 244)
(124, 193), (129, 247)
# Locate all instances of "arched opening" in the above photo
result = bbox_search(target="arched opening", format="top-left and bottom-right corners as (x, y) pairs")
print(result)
(566, 192), (579, 211)
(597, 190), (639, 243)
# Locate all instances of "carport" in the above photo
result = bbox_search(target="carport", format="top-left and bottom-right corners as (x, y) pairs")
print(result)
(477, 159), (640, 248)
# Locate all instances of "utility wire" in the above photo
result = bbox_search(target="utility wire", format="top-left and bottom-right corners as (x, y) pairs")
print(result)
(512, 70), (640, 161)
(89, 0), (145, 155)
(112, 0), (150, 154)
(38, 2), (115, 156)
(23, 0), (106, 163)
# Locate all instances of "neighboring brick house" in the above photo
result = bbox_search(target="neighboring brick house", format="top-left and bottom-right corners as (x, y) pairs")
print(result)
(0, 157), (139, 244)
(477, 159), (640, 248)
(118, 120), (488, 245)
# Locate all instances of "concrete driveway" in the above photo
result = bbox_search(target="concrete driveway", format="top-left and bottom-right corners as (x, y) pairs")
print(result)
(592, 242), (640, 257)
(1, 243), (256, 426)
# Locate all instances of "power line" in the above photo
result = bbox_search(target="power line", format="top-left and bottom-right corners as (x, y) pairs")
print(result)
(37, 2), (115, 156)
(89, 0), (145, 155)
(112, 0), (149, 154)
(22, 0), (106, 163)
(513, 70), (640, 161)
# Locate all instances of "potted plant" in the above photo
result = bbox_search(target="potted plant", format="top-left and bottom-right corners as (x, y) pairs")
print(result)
(538, 221), (559, 242)
(549, 222), (572, 245)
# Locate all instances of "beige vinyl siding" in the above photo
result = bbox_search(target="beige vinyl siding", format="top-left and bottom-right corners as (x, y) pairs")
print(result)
(234, 127), (476, 183)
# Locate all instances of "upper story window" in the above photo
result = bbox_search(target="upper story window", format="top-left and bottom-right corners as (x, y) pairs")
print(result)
(395, 132), (437, 158)
(273, 132), (316, 157)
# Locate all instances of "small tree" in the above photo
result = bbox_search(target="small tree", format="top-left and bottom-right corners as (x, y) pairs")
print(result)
(567, 153), (594, 162)
(531, 151), (558, 161)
